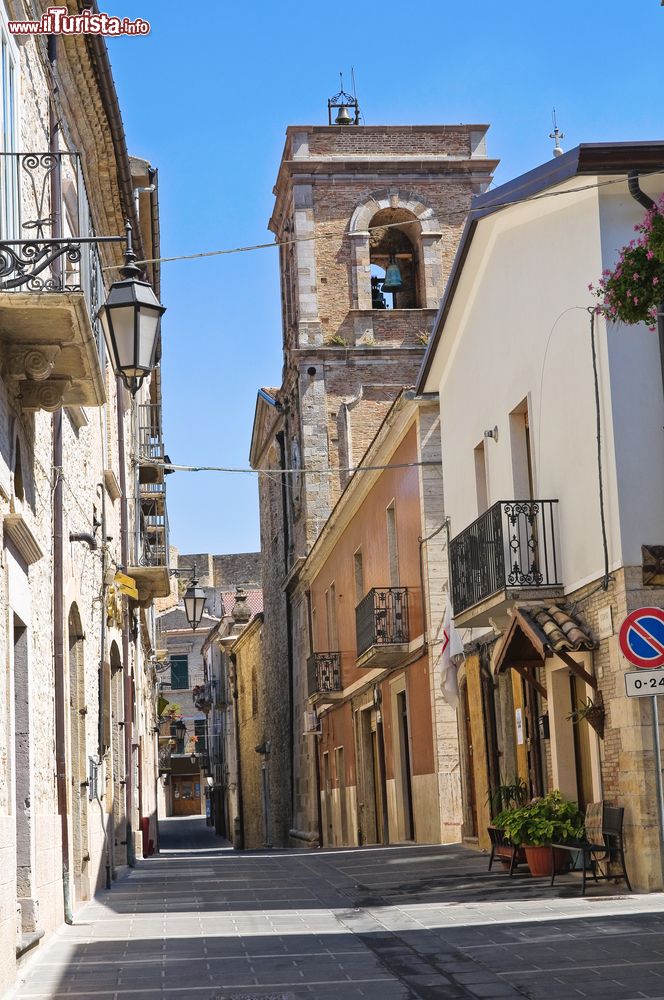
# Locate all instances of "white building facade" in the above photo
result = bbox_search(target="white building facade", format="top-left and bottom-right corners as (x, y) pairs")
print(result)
(419, 142), (664, 891)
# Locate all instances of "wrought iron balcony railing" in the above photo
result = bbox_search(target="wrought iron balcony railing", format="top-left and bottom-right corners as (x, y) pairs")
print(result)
(138, 502), (169, 569)
(0, 151), (106, 344)
(355, 587), (410, 658)
(307, 652), (342, 698)
(138, 402), (165, 464)
(449, 500), (561, 618)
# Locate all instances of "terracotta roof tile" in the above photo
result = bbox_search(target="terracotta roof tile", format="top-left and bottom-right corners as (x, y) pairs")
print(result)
(221, 589), (263, 617)
(519, 604), (597, 653)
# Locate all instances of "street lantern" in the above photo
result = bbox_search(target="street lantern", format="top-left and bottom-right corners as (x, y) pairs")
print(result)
(183, 567), (206, 630)
(98, 221), (165, 394)
(174, 719), (186, 747)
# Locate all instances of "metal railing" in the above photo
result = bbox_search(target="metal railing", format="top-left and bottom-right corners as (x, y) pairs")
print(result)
(138, 402), (164, 464)
(307, 652), (342, 697)
(139, 502), (169, 568)
(0, 152), (107, 354)
(355, 587), (410, 657)
(449, 500), (561, 617)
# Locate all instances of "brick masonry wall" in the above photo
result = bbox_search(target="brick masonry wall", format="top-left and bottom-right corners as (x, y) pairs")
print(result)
(309, 126), (476, 158)
(562, 567), (664, 891)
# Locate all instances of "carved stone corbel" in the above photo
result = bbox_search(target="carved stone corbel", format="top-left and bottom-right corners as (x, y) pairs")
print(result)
(5, 344), (62, 381)
(17, 377), (72, 412)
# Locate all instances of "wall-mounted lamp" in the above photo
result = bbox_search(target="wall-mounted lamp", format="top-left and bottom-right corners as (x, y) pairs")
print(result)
(483, 426), (499, 443)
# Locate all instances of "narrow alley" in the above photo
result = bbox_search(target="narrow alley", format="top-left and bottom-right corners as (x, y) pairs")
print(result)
(10, 817), (664, 1000)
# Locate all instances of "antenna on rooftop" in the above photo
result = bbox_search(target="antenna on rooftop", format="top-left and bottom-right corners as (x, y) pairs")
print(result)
(549, 108), (565, 158)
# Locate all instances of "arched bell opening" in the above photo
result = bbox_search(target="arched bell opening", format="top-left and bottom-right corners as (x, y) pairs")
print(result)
(369, 208), (419, 309)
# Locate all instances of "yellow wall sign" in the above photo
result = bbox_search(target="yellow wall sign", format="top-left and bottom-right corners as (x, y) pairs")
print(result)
(113, 571), (139, 601)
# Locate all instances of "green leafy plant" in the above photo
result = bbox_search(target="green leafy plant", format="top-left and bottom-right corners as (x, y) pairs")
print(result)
(488, 776), (529, 817)
(326, 334), (349, 347)
(493, 790), (583, 847)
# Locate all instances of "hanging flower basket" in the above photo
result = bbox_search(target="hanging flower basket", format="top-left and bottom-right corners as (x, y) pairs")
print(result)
(567, 692), (605, 740)
(637, 196), (664, 265)
(591, 244), (664, 328)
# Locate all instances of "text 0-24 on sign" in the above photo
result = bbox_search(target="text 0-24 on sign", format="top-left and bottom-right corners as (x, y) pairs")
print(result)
(625, 669), (664, 698)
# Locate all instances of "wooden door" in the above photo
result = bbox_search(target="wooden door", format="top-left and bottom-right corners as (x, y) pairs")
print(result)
(461, 683), (478, 837)
(571, 674), (594, 809)
(172, 777), (201, 816)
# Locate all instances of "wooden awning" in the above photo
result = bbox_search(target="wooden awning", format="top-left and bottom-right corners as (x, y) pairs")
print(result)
(494, 605), (598, 691)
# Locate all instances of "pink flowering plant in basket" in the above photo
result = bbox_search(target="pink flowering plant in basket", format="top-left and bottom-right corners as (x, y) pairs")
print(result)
(640, 194), (664, 265)
(590, 197), (664, 329)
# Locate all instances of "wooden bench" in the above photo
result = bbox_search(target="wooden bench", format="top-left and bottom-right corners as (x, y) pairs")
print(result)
(549, 803), (632, 896)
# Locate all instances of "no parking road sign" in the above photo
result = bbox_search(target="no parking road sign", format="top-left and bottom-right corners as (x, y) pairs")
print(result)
(619, 607), (664, 669)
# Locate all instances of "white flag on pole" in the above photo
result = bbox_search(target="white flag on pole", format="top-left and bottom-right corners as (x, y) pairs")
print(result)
(439, 599), (464, 710)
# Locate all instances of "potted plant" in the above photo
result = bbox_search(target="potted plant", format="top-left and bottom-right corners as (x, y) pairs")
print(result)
(493, 790), (584, 877)
(487, 777), (529, 870)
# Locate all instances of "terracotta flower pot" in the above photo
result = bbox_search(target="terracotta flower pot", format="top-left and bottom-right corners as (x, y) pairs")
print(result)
(524, 846), (571, 877)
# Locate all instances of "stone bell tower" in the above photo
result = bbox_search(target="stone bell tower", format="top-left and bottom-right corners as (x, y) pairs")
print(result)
(268, 96), (498, 561)
(251, 95), (498, 844)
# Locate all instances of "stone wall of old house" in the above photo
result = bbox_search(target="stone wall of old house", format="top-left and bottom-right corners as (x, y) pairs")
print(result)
(175, 551), (262, 591)
(234, 616), (265, 849)
(0, 11), (164, 992)
(560, 568), (664, 892)
(254, 440), (292, 847)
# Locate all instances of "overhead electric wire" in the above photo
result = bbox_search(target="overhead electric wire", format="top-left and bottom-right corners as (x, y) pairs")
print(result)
(139, 459), (441, 476)
(102, 168), (664, 272)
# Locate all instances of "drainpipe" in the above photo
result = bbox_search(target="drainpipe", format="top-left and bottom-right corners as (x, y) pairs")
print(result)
(116, 376), (135, 866)
(96, 482), (112, 889)
(627, 171), (664, 400)
(48, 46), (73, 922)
(53, 408), (73, 923)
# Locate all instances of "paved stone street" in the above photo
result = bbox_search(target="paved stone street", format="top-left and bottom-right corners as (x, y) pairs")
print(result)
(10, 816), (664, 1000)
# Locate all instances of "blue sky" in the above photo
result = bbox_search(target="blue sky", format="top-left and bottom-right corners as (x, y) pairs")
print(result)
(102, 0), (663, 557)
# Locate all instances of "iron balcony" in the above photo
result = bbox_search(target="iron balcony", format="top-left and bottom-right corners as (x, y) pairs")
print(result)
(138, 402), (165, 485)
(307, 652), (342, 700)
(449, 500), (563, 627)
(0, 151), (109, 410)
(355, 587), (410, 668)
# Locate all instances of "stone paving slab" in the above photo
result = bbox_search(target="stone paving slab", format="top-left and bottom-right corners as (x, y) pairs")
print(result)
(11, 817), (664, 1000)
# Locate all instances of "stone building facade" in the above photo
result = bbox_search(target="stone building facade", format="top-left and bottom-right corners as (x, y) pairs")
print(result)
(0, 3), (167, 993)
(251, 118), (497, 842)
(156, 605), (219, 817)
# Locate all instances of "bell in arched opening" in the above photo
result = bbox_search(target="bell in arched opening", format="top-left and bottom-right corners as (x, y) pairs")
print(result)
(382, 256), (403, 293)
